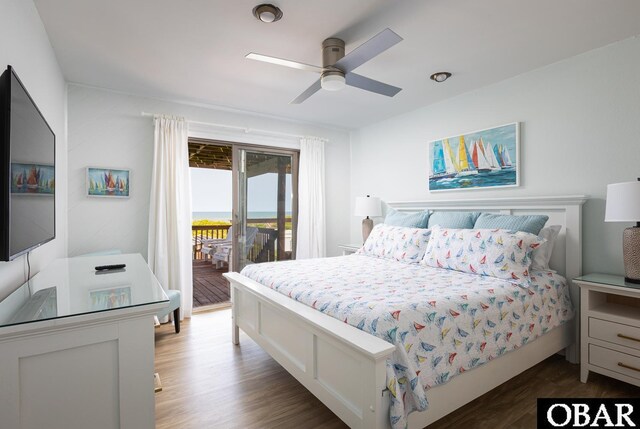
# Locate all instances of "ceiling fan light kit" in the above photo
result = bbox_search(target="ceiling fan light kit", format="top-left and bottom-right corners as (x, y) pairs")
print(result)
(430, 71), (452, 83)
(320, 72), (346, 91)
(252, 4), (283, 23)
(246, 28), (403, 103)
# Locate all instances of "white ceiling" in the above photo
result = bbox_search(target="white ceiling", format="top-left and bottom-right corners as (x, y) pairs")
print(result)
(34, 0), (640, 129)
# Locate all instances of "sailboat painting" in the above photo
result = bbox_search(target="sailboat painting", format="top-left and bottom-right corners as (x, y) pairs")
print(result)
(86, 167), (130, 198)
(428, 123), (519, 192)
(11, 163), (55, 195)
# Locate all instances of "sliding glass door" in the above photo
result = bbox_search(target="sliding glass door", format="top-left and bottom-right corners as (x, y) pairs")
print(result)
(233, 147), (298, 272)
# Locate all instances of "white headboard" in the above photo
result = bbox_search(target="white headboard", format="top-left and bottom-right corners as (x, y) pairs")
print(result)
(388, 195), (587, 279)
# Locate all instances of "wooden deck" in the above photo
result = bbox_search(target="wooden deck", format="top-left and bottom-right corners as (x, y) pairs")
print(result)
(192, 260), (230, 307)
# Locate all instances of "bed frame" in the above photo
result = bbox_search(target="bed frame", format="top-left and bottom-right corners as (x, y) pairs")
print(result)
(224, 195), (587, 429)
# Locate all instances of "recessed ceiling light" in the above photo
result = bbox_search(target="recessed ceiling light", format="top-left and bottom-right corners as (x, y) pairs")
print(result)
(253, 4), (283, 23)
(430, 72), (452, 83)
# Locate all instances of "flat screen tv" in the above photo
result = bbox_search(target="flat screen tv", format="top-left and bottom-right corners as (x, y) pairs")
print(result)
(0, 66), (55, 261)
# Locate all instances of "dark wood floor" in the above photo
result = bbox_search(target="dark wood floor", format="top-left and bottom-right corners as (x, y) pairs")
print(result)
(192, 260), (230, 307)
(155, 310), (640, 429)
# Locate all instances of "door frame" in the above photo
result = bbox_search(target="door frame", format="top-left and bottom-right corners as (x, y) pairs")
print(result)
(231, 144), (299, 272)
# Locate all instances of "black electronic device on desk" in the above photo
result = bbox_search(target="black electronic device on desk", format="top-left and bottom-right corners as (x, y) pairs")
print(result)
(95, 264), (126, 272)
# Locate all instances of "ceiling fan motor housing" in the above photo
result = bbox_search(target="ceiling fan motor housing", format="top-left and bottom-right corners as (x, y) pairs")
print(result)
(322, 38), (345, 69)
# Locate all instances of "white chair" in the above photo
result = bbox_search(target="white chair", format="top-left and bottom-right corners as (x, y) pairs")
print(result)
(201, 226), (233, 261)
(212, 227), (259, 269)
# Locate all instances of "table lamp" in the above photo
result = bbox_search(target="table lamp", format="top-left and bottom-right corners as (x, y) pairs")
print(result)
(354, 195), (381, 243)
(605, 179), (640, 283)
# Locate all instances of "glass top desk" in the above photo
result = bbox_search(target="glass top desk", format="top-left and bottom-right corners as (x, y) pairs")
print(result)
(0, 253), (168, 331)
(0, 253), (168, 429)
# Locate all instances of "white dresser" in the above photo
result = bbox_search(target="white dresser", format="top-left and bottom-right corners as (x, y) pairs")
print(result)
(575, 274), (640, 387)
(0, 253), (168, 429)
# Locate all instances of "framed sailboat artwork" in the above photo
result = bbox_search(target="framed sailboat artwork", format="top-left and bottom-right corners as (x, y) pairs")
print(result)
(428, 122), (519, 192)
(86, 167), (131, 198)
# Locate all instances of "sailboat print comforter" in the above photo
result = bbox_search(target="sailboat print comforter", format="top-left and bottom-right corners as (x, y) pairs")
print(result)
(240, 255), (574, 429)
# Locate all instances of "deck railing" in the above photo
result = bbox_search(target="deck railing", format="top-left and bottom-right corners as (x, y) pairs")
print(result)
(192, 218), (292, 262)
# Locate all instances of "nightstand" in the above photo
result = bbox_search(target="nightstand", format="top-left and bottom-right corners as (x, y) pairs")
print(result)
(338, 244), (361, 255)
(574, 274), (640, 387)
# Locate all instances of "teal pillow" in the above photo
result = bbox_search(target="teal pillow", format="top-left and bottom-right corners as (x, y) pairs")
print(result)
(427, 211), (480, 229)
(473, 213), (549, 235)
(384, 208), (430, 228)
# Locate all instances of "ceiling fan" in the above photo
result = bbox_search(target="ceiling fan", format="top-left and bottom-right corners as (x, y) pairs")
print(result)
(246, 28), (403, 104)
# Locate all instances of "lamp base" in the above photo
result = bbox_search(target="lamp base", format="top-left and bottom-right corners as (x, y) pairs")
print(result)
(362, 218), (374, 244)
(623, 226), (640, 284)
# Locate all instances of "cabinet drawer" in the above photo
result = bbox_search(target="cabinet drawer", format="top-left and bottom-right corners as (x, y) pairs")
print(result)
(589, 317), (640, 351)
(589, 344), (640, 381)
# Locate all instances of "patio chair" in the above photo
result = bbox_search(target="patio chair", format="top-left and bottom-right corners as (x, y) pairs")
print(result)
(201, 226), (233, 261)
(211, 226), (259, 269)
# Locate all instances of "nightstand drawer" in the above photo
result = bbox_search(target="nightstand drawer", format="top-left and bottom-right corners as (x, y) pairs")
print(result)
(589, 317), (640, 351)
(590, 344), (640, 381)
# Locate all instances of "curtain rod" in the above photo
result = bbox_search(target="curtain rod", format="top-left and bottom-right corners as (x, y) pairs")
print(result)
(141, 111), (308, 140)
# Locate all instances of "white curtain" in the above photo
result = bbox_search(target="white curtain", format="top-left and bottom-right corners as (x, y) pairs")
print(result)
(148, 116), (193, 319)
(296, 137), (326, 259)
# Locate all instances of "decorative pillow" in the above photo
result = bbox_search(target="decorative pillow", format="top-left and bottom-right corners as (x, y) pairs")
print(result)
(530, 225), (562, 271)
(356, 224), (431, 264)
(473, 213), (549, 235)
(384, 207), (430, 228)
(422, 226), (545, 287)
(428, 211), (480, 229)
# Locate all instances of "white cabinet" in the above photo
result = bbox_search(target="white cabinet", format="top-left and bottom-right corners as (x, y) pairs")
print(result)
(0, 254), (168, 429)
(574, 274), (640, 387)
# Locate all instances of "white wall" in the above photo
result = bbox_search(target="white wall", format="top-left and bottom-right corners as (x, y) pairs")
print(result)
(67, 85), (350, 258)
(350, 36), (640, 276)
(0, 1), (67, 301)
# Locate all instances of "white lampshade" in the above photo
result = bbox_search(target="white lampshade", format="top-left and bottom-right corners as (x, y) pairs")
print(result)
(354, 196), (381, 217)
(605, 181), (640, 222)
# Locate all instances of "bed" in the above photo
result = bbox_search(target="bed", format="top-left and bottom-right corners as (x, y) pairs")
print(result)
(224, 196), (587, 429)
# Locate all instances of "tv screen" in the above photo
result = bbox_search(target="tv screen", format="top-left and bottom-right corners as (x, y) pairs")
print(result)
(0, 66), (56, 261)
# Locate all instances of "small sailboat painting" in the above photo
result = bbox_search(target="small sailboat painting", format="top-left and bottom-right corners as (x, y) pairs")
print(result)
(428, 123), (519, 191)
(87, 167), (130, 198)
(11, 163), (55, 195)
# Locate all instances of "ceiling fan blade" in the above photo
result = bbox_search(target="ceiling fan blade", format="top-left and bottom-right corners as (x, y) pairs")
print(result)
(345, 72), (402, 97)
(334, 28), (403, 73)
(246, 53), (323, 73)
(290, 79), (322, 104)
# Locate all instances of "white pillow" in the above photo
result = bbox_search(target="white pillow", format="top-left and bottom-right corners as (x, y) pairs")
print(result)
(356, 224), (431, 264)
(530, 225), (561, 271)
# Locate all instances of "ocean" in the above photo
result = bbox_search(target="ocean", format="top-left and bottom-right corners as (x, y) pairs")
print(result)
(192, 211), (292, 220)
(429, 169), (517, 191)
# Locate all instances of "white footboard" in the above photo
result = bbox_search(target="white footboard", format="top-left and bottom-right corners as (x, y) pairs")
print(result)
(225, 272), (574, 429)
(224, 272), (396, 429)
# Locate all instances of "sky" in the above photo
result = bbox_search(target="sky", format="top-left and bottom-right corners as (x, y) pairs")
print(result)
(190, 168), (231, 212)
(429, 123), (517, 173)
(190, 168), (292, 212)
